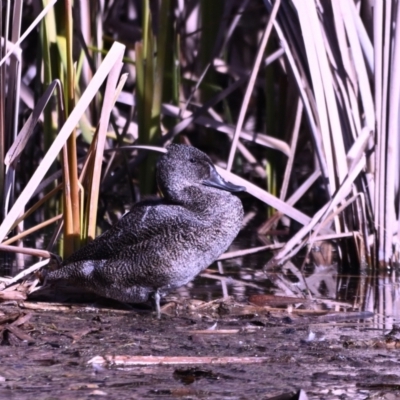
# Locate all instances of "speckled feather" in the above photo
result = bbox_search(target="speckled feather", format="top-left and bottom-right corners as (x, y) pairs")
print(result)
(46, 145), (244, 305)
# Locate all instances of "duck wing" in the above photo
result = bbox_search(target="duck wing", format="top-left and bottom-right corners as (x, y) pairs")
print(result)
(62, 199), (181, 265)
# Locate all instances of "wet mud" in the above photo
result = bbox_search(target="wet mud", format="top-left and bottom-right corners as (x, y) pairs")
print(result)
(0, 297), (399, 400)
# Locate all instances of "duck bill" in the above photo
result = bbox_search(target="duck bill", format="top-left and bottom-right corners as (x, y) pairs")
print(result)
(202, 168), (246, 193)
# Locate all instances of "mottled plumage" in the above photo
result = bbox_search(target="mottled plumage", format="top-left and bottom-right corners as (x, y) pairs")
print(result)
(46, 144), (245, 316)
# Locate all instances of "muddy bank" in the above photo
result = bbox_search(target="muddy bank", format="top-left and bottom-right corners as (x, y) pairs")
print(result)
(0, 299), (399, 400)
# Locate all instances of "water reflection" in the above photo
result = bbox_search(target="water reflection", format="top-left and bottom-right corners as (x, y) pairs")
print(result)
(191, 246), (400, 331)
(362, 270), (400, 330)
(0, 252), (14, 276)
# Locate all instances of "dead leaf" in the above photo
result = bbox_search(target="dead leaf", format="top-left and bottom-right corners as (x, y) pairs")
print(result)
(0, 313), (21, 325)
(11, 312), (32, 327)
(0, 290), (27, 301)
(63, 327), (101, 341)
(4, 324), (35, 343)
(249, 294), (309, 307)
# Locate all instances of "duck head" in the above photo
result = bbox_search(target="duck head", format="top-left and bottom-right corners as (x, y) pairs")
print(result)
(156, 144), (245, 202)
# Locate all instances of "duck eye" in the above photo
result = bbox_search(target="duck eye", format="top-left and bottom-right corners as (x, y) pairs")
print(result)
(189, 158), (196, 163)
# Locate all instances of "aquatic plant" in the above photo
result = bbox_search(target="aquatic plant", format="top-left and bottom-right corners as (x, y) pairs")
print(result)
(0, 0), (399, 279)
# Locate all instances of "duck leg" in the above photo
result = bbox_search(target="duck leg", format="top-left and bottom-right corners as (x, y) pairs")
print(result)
(154, 289), (161, 319)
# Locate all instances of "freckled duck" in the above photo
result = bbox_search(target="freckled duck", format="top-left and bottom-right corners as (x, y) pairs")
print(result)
(45, 144), (245, 317)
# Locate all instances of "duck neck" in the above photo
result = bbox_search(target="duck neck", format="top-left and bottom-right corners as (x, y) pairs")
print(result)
(171, 186), (233, 215)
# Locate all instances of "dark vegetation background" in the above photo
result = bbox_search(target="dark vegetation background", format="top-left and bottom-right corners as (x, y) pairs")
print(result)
(1, 0), (399, 275)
